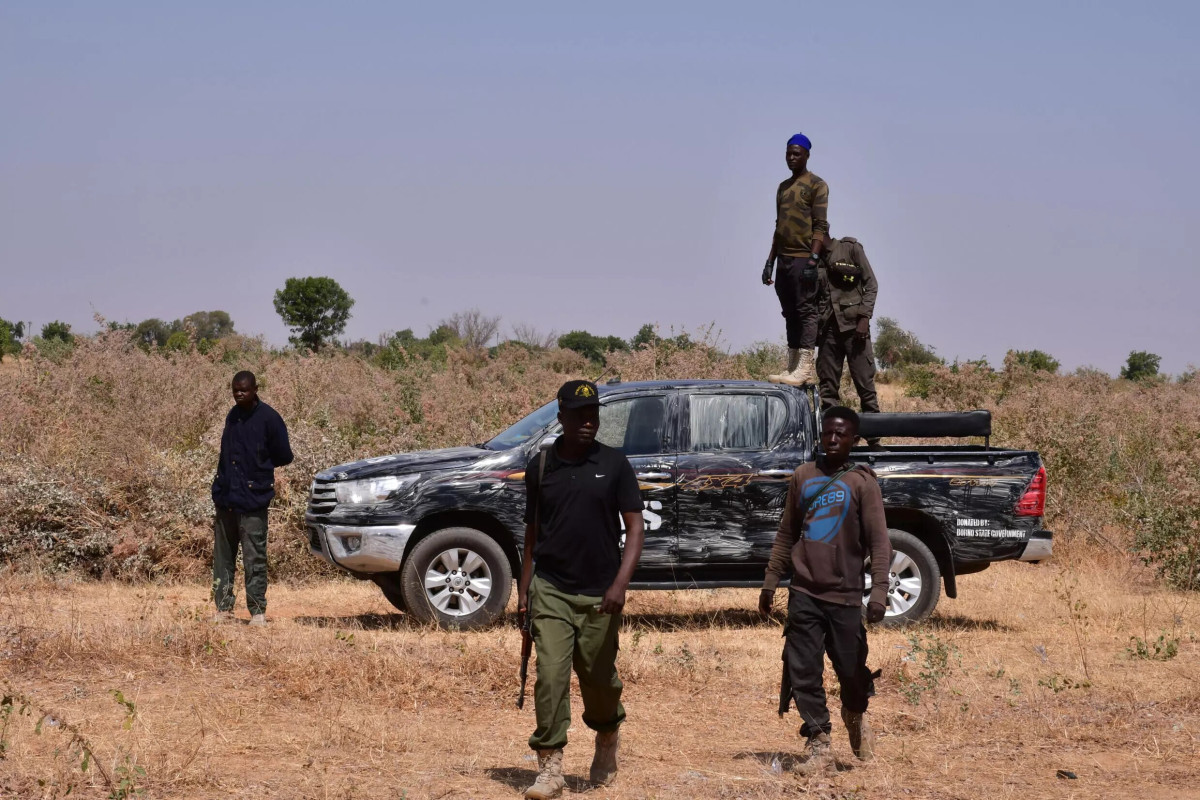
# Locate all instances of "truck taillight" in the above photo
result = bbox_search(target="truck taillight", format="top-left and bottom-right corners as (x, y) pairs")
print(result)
(1015, 466), (1046, 516)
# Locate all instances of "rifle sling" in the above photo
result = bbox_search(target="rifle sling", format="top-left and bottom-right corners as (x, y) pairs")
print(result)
(798, 464), (855, 540)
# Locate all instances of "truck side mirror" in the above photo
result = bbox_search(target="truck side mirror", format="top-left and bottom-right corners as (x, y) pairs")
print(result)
(538, 435), (559, 452)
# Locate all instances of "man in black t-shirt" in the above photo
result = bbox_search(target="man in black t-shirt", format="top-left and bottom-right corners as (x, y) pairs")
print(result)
(516, 380), (645, 799)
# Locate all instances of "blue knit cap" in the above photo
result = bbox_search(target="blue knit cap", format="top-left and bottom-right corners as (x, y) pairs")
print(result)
(787, 133), (812, 151)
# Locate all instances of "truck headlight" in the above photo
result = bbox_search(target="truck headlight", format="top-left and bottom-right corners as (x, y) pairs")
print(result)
(334, 474), (421, 507)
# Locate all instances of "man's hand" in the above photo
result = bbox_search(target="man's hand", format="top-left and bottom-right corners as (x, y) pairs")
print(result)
(758, 588), (775, 615)
(762, 262), (774, 286)
(801, 254), (820, 283)
(518, 591), (528, 616)
(866, 601), (886, 624)
(855, 317), (870, 341)
(598, 583), (627, 615)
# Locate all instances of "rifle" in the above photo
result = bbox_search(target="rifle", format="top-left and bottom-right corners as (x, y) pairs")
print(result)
(516, 448), (547, 710)
(517, 609), (533, 709)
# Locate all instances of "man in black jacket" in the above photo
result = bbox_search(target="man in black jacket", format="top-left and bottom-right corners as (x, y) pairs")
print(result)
(211, 371), (293, 625)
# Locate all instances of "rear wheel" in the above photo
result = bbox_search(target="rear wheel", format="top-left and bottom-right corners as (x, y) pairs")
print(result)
(401, 527), (512, 630)
(863, 529), (940, 626)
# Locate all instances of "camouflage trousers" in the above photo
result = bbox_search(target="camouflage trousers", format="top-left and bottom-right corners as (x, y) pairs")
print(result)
(213, 508), (269, 615)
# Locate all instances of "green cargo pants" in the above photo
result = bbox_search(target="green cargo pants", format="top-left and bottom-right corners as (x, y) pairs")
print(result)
(213, 508), (269, 615)
(528, 574), (625, 751)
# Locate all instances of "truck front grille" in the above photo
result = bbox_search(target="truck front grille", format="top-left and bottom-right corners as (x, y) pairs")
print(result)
(308, 480), (337, 516)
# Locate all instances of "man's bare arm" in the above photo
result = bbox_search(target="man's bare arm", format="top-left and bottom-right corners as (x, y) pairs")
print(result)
(517, 523), (536, 612)
(600, 512), (644, 614)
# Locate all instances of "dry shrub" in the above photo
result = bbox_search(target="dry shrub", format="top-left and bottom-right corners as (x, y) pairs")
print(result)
(3, 323), (1197, 588)
(890, 356), (1200, 567)
(607, 325), (750, 382)
(0, 330), (588, 579)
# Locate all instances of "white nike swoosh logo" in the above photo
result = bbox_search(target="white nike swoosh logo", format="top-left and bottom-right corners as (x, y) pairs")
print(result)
(595, 474), (606, 478)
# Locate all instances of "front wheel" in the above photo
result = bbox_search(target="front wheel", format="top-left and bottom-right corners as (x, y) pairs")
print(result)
(863, 529), (941, 626)
(372, 573), (407, 612)
(400, 527), (512, 630)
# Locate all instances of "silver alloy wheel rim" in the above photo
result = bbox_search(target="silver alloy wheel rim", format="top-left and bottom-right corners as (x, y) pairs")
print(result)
(423, 547), (493, 617)
(863, 550), (923, 617)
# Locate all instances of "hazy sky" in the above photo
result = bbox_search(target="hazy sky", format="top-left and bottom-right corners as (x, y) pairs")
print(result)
(3, 2), (1197, 374)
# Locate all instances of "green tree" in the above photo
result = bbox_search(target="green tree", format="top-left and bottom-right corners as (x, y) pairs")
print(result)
(164, 331), (191, 352)
(375, 325), (462, 367)
(1008, 349), (1060, 373)
(273, 276), (355, 351)
(133, 318), (175, 349)
(182, 310), (235, 341)
(631, 324), (660, 349)
(40, 320), (74, 344)
(557, 330), (629, 364)
(0, 325), (13, 357)
(1120, 351), (1161, 382)
(0, 317), (21, 356)
(874, 317), (941, 370)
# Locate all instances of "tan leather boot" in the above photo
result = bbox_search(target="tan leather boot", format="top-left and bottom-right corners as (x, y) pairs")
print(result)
(768, 349), (801, 383)
(779, 348), (817, 386)
(793, 731), (835, 776)
(841, 707), (875, 761)
(589, 729), (620, 786)
(524, 748), (565, 799)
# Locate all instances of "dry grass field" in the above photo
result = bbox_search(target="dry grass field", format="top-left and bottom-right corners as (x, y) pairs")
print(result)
(2, 558), (1198, 799)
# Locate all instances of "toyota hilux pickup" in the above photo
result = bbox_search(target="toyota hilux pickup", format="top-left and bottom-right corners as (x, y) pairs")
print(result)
(306, 380), (1050, 629)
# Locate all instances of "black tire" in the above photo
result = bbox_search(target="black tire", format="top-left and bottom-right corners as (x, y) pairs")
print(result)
(400, 527), (512, 630)
(371, 573), (407, 612)
(863, 528), (941, 626)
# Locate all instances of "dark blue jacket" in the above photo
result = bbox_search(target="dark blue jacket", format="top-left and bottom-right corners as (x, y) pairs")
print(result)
(212, 400), (294, 512)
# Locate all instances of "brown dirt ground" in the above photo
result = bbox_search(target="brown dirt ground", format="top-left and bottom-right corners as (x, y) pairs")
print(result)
(2, 558), (1198, 799)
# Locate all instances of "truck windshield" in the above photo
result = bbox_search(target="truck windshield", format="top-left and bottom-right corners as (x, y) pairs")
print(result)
(485, 400), (560, 450)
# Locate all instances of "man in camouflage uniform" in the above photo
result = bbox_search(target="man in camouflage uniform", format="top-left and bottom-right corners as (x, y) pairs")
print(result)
(762, 132), (829, 386)
(817, 234), (881, 441)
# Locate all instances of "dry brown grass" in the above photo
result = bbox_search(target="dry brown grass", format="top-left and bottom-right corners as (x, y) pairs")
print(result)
(2, 560), (1197, 799)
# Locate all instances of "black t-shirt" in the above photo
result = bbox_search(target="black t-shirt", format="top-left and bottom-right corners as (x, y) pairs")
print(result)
(524, 441), (643, 596)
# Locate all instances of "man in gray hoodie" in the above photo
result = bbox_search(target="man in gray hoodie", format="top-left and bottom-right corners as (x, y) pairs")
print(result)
(759, 406), (891, 773)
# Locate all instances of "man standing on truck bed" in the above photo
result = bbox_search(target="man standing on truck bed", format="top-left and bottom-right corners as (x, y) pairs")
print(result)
(517, 380), (646, 799)
(817, 232), (882, 445)
(759, 406), (890, 774)
(762, 132), (829, 387)
(210, 371), (293, 626)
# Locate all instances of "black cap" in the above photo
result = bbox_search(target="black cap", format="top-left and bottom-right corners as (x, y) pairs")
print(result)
(557, 379), (600, 409)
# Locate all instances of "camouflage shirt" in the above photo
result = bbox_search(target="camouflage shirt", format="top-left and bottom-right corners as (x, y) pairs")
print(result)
(774, 171), (829, 258)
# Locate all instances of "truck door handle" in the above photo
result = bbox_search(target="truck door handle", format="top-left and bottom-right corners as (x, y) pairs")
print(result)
(636, 472), (673, 480)
(756, 469), (794, 477)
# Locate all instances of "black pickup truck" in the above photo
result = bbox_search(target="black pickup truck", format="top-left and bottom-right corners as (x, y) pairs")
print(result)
(305, 380), (1050, 629)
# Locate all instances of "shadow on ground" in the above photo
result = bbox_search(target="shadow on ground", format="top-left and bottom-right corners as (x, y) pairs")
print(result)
(621, 608), (780, 631)
(915, 614), (1014, 633)
(293, 613), (411, 630)
(484, 766), (593, 793)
